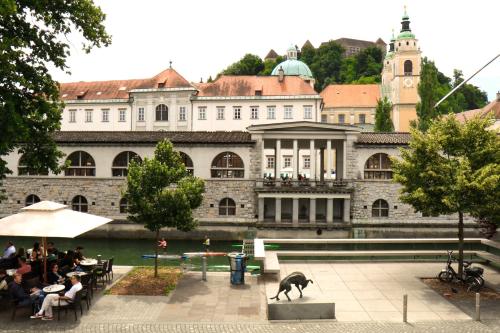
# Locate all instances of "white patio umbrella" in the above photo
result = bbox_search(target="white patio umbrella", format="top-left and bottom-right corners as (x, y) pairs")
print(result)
(0, 201), (112, 281)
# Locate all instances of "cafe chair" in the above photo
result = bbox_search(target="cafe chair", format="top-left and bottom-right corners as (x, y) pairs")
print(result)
(10, 298), (34, 320)
(105, 257), (114, 281)
(57, 289), (83, 321)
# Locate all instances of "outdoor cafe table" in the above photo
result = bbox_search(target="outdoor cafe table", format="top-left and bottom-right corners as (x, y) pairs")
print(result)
(43, 284), (65, 294)
(80, 258), (98, 266)
(66, 271), (88, 278)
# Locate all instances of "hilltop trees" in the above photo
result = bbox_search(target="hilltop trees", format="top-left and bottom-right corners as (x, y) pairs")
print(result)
(0, 0), (111, 201)
(222, 54), (265, 76)
(374, 98), (394, 132)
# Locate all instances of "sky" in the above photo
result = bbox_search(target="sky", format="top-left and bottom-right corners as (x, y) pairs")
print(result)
(52, 0), (499, 101)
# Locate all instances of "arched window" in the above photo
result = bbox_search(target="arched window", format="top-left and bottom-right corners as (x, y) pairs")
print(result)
(155, 104), (168, 121)
(179, 152), (194, 175)
(18, 154), (49, 176)
(119, 198), (128, 214)
(72, 195), (88, 212)
(211, 152), (244, 178)
(65, 151), (95, 177)
(112, 151), (141, 177)
(364, 153), (392, 179)
(372, 199), (389, 217)
(404, 60), (413, 76)
(25, 194), (40, 206)
(219, 198), (236, 216)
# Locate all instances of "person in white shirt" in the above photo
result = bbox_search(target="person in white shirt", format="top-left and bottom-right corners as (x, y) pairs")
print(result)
(2, 241), (16, 259)
(31, 275), (82, 320)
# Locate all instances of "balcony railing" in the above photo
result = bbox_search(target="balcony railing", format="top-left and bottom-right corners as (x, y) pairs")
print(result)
(257, 178), (348, 189)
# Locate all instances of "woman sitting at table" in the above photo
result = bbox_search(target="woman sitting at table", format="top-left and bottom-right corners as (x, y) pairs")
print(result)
(47, 263), (65, 285)
(58, 250), (75, 271)
(16, 257), (31, 275)
(30, 242), (43, 261)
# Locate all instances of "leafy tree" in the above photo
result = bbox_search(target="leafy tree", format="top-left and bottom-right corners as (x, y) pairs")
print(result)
(452, 70), (488, 111)
(392, 115), (500, 276)
(222, 54), (264, 76)
(355, 47), (383, 80)
(299, 43), (316, 65)
(309, 41), (344, 91)
(0, 0), (111, 201)
(124, 140), (204, 277)
(260, 55), (284, 75)
(374, 97), (394, 132)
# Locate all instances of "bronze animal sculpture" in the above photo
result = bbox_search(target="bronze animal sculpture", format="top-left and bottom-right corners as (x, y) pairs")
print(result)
(269, 272), (313, 301)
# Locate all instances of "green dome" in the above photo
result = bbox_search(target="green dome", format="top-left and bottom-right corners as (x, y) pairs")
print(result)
(397, 31), (415, 39)
(271, 59), (313, 78)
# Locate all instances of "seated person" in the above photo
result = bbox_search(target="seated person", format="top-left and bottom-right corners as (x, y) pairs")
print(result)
(47, 263), (65, 285)
(9, 273), (40, 307)
(46, 242), (59, 257)
(59, 250), (76, 272)
(0, 269), (12, 292)
(74, 246), (85, 262)
(30, 242), (43, 261)
(16, 257), (31, 275)
(32, 275), (82, 320)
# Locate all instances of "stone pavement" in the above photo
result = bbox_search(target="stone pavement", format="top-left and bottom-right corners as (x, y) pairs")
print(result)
(265, 262), (500, 322)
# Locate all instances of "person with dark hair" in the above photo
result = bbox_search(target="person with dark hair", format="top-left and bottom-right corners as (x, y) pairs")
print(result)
(9, 273), (40, 308)
(29, 242), (43, 261)
(31, 275), (82, 320)
(16, 257), (31, 275)
(2, 241), (16, 259)
(46, 242), (58, 256)
(59, 250), (75, 271)
(47, 263), (65, 285)
(74, 246), (85, 262)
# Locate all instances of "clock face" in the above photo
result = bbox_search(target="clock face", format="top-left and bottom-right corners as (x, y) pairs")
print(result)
(404, 77), (413, 88)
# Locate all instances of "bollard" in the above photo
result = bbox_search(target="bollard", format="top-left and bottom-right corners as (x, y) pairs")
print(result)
(202, 256), (207, 281)
(475, 292), (480, 321)
(403, 294), (408, 323)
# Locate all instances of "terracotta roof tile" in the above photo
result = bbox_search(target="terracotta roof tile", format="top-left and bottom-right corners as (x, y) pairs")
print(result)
(52, 131), (253, 145)
(195, 75), (317, 97)
(321, 84), (380, 108)
(357, 132), (410, 145)
(455, 99), (500, 123)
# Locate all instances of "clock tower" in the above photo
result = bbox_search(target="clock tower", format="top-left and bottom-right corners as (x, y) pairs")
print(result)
(382, 8), (421, 131)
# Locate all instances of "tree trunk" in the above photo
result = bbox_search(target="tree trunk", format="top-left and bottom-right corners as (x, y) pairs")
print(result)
(458, 211), (464, 277)
(154, 229), (159, 278)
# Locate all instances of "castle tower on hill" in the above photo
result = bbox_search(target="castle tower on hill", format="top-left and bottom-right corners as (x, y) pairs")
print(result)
(382, 7), (422, 131)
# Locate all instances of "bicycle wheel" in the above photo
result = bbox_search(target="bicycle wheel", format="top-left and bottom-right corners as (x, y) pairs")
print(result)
(438, 270), (453, 282)
(466, 276), (482, 292)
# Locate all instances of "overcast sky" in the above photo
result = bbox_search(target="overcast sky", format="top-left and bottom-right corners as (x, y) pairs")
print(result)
(52, 0), (499, 101)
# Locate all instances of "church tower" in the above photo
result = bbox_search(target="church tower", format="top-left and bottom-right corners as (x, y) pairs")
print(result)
(382, 7), (421, 131)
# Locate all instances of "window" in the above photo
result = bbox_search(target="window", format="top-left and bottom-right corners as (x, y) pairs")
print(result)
(266, 156), (275, 169)
(267, 106), (276, 119)
(138, 107), (145, 122)
(284, 106), (293, 119)
(119, 109), (126, 122)
(18, 154), (49, 176)
(112, 151), (141, 177)
(338, 114), (345, 124)
(198, 107), (206, 120)
(65, 151), (96, 177)
(25, 194), (40, 207)
(101, 109), (109, 122)
(364, 153), (392, 179)
(283, 156), (292, 168)
(155, 104), (168, 121)
(321, 114), (327, 123)
(216, 107), (225, 120)
(372, 199), (389, 217)
(119, 198), (128, 214)
(359, 114), (366, 124)
(72, 195), (88, 212)
(85, 110), (93, 123)
(69, 110), (76, 123)
(251, 107), (259, 119)
(219, 198), (236, 216)
(303, 155), (310, 169)
(404, 60), (413, 76)
(211, 152), (244, 178)
(179, 106), (186, 121)
(233, 107), (241, 120)
(303, 106), (312, 119)
(180, 152), (194, 175)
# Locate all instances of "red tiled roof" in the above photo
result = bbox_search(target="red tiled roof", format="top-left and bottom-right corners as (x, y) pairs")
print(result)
(357, 132), (410, 145)
(59, 68), (193, 101)
(455, 99), (500, 123)
(194, 75), (317, 97)
(321, 84), (380, 108)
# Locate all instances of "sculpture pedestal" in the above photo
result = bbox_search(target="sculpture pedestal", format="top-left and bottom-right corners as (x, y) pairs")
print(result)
(267, 300), (335, 320)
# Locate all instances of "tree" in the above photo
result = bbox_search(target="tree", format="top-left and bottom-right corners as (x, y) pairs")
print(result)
(452, 69), (488, 111)
(392, 115), (500, 276)
(0, 0), (111, 201)
(260, 55), (284, 75)
(374, 97), (394, 132)
(309, 41), (344, 91)
(222, 54), (264, 76)
(124, 140), (205, 277)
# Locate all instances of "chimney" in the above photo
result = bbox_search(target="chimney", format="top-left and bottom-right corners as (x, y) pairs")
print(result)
(278, 66), (284, 82)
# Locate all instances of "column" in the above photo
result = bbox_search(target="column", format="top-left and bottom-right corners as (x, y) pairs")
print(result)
(275, 198), (281, 223)
(261, 139), (266, 179)
(275, 139), (281, 183)
(309, 139), (316, 180)
(293, 139), (298, 179)
(343, 198), (351, 222)
(292, 198), (299, 226)
(258, 197), (264, 222)
(326, 140), (332, 181)
(342, 140), (347, 180)
(309, 198), (316, 223)
(319, 148), (325, 182)
(326, 198), (333, 223)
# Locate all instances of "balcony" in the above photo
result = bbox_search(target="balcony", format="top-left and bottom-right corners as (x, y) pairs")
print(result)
(255, 178), (350, 193)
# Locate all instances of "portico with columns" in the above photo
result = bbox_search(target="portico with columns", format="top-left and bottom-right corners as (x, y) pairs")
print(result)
(248, 122), (358, 225)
